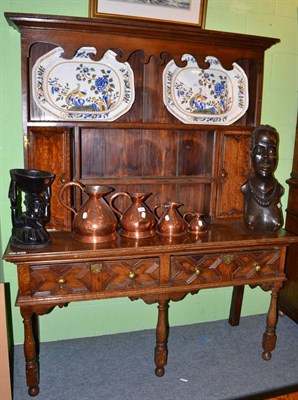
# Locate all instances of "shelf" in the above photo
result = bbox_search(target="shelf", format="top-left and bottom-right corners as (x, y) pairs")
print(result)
(27, 122), (255, 132)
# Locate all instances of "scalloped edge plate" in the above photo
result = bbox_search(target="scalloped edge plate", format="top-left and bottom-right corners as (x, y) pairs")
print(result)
(32, 47), (135, 121)
(163, 55), (249, 125)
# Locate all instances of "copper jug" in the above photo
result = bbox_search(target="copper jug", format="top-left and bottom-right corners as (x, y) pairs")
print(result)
(58, 182), (117, 243)
(183, 212), (207, 235)
(109, 192), (156, 239)
(154, 202), (186, 237)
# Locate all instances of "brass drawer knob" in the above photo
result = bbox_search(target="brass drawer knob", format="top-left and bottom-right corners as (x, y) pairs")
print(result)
(128, 271), (136, 280)
(195, 268), (201, 276)
(57, 277), (66, 285)
(255, 265), (261, 272)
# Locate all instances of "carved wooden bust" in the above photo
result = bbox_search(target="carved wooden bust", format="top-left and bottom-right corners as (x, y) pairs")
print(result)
(241, 125), (284, 232)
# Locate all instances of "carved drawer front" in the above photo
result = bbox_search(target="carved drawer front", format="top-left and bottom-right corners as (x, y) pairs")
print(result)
(30, 263), (92, 297)
(170, 254), (227, 286)
(98, 258), (160, 292)
(170, 249), (280, 286)
(232, 249), (280, 280)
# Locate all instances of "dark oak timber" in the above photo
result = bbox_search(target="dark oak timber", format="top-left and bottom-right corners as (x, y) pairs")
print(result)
(4, 221), (298, 395)
(278, 118), (298, 323)
(3, 12), (297, 397)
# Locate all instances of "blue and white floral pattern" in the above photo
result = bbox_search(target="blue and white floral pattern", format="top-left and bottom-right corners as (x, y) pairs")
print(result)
(32, 47), (135, 121)
(163, 55), (248, 125)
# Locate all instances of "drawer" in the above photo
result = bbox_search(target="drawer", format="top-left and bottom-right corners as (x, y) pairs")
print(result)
(170, 249), (280, 287)
(98, 258), (160, 291)
(30, 257), (160, 297)
(231, 250), (280, 280)
(30, 263), (93, 297)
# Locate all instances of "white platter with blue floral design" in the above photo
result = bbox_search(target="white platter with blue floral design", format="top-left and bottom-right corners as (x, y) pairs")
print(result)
(32, 47), (135, 121)
(163, 55), (248, 125)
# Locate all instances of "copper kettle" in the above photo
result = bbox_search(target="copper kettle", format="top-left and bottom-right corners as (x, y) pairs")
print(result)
(154, 202), (186, 236)
(109, 192), (156, 238)
(58, 182), (118, 243)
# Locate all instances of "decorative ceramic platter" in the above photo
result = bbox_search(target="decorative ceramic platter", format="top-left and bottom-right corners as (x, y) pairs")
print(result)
(163, 55), (248, 125)
(32, 47), (135, 121)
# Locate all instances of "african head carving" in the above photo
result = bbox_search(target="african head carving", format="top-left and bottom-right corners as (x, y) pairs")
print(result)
(241, 125), (284, 232)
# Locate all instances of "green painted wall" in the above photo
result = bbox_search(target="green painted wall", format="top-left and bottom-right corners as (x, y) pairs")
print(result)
(0, 0), (297, 344)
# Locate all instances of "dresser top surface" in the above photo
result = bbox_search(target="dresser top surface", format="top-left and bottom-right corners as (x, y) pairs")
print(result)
(3, 221), (298, 264)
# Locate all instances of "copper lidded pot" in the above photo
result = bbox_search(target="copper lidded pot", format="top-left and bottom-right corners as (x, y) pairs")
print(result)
(109, 192), (156, 239)
(58, 182), (118, 243)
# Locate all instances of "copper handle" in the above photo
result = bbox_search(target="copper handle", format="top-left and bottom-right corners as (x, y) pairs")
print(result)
(183, 212), (194, 225)
(195, 268), (201, 276)
(57, 277), (66, 285)
(109, 192), (130, 218)
(255, 264), (261, 272)
(58, 181), (84, 215)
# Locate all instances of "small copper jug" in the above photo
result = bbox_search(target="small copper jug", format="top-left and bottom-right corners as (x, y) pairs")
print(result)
(109, 192), (156, 238)
(154, 202), (186, 237)
(58, 182), (117, 243)
(183, 212), (207, 235)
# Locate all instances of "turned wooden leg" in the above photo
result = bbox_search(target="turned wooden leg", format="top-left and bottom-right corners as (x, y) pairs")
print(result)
(262, 284), (281, 361)
(20, 307), (40, 396)
(154, 300), (169, 377)
(229, 285), (244, 326)
(32, 312), (40, 356)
